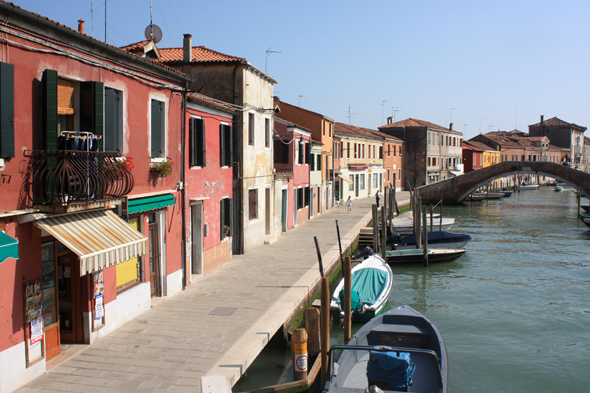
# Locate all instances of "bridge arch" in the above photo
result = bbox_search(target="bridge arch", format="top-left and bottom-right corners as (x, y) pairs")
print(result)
(417, 161), (590, 204)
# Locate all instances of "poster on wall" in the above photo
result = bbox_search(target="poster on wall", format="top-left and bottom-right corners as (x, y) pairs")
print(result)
(92, 270), (105, 331)
(23, 278), (44, 366)
(30, 316), (44, 344)
(25, 279), (42, 323)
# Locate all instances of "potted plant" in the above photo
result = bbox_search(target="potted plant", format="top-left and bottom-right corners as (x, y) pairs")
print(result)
(152, 159), (174, 177)
(223, 225), (230, 238)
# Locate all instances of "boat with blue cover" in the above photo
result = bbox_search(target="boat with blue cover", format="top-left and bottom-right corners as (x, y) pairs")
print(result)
(394, 231), (472, 250)
(330, 254), (393, 324)
(322, 305), (448, 392)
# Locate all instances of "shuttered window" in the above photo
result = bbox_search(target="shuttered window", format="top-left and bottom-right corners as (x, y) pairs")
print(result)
(0, 62), (14, 158)
(248, 113), (255, 146)
(305, 142), (311, 164)
(104, 87), (121, 152)
(310, 152), (315, 171)
(298, 140), (304, 164)
(248, 189), (258, 220)
(220, 124), (233, 167)
(189, 118), (206, 167)
(317, 154), (322, 170)
(43, 69), (58, 151)
(80, 81), (104, 139)
(151, 99), (165, 157)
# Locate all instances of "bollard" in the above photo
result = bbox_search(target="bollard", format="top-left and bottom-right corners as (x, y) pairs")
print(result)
(305, 308), (320, 359)
(292, 328), (308, 381)
(344, 256), (352, 343)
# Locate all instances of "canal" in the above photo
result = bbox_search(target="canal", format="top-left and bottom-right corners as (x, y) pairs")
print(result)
(234, 186), (590, 392)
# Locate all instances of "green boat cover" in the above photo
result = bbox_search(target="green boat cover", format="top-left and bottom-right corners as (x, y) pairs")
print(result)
(339, 267), (388, 308)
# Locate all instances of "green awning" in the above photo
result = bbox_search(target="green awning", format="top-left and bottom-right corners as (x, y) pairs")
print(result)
(0, 231), (19, 263)
(128, 194), (176, 214)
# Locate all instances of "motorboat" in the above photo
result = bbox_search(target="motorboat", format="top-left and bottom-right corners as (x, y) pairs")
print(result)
(465, 193), (486, 201)
(395, 231), (472, 250)
(473, 191), (504, 199)
(322, 305), (448, 393)
(330, 255), (393, 324)
(554, 186), (563, 192)
(389, 213), (455, 236)
(516, 183), (539, 190)
(502, 191), (513, 197)
(385, 248), (465, 264)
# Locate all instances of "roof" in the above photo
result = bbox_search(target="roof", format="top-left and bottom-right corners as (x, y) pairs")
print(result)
(487, 129), (528, 137)
(186, 92), (235, 114)
(275, 116), (312, 134)
(473, 133), (562, 150)
(0, 2), (190, 81)
(529, 116), (587, 130)
(274, 99), (335, 122)
(158, 46), (246, 63)
(334, 122), (384, 141)
(463, 140), (492, 151)
(379, 118), (462, 135)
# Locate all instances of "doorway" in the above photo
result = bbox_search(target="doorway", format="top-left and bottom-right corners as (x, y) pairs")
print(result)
(355, 175), (360, 197)
(281, 190), (287, 232)
(57, 253), (82, 343)
(191, 202), (203, 275)
(148, 217), (161, 297)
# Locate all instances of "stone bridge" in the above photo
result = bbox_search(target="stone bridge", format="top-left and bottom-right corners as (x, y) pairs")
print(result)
(417, 161), (590, 204)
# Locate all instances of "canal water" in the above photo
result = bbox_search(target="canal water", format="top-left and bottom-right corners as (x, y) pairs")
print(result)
(233, 186), (590, 392)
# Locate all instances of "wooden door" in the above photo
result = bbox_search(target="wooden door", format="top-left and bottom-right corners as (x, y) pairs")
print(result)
(149, 223), (161, 297)
(41, 241), (60, 360)
(265, 188), (271, 235)
(57, 254), (82, 343)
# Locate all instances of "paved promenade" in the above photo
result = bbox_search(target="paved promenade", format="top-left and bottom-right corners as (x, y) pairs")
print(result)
(17, 192), (409, 393)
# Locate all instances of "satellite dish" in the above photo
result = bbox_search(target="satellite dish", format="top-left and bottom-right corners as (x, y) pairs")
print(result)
(144, 24), (163, 43)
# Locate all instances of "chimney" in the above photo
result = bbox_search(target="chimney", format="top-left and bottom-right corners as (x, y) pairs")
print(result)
(387, 116), (393, 124)
(78, 19), (84, 34)
(449, 123), (453, 132)
(183, 34), (192, 63)
(540, 115), (544, 135)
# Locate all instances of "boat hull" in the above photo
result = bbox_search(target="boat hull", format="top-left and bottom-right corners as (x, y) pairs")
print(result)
(395, 231), (472, 250)
(385, 248), (465, 264)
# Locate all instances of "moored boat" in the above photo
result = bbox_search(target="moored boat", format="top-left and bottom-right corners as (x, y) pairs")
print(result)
(516, 183), (539, 190)
(389, 217), (455, 235)
(385, 248), (465, 264)
(330, 255), (393, 324)
(582, 217), (590, 229)
(322, 305), (448, 393)
(395, 231), (472, 250)
(503, 191), (513, 197)
(554, 186), (563, 192)
(473, 191), (504, 199)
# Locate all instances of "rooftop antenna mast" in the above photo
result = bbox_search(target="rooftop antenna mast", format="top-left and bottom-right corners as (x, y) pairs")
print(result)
(298, 95), (305, 107)
(90, 0), (94, 37)
(344, 105), (357, 125)
(265, 47), (281, 74)
(144, 0), (163, 44)
(104, 0), (106, 42)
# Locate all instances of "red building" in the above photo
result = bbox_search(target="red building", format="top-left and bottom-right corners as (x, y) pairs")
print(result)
(274, 118), (312, 230)
(462, 140), (485, 172)
(0, 4), (201, 391)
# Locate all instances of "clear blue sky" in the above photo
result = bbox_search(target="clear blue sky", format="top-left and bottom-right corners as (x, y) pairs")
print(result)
(12, 0), (590, 140)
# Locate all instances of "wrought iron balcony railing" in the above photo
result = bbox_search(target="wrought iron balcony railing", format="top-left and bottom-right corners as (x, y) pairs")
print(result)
(29, 150), (134, 206)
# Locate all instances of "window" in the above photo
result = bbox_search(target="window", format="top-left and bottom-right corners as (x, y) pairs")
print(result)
(387, 169), (390, 181)
(354, 143), (357, 158)
(248, 113), (255, 146)
(347, 142), (350, 158)
(362, 144), (365, 159)
(373, 175), (378, 188)
(248, 189), (258, 220)
(323, 122), (326, 136)
(220, 124), (233, 167)
(297, 188), (304, 210)
(189, 118), (206, 167)
(428, 157), (431, 166)
(310, 152), (315, 170)
(104, 87), (122, 152)
(265, 118), (270, 147)
(388, 145), (391, 156)
(398, 169), (401, 180)
(379, 146), (383, 159)
(360, 174), (365, 190)
(305, 142), (310, 164)
(150, 99), (165, 158)
(373, 145), (375, 158)
(349, 177), (354, 191)
(329, 123), (332, 137)
(274, 139), (289, 164)
(304, 186), (310, 207)
(298, 140), (304, 164)
(220, 198), (232, 240)
(340, 143), (343, 158)
(317, 154), (322, 170)
(0, 62), (14, 158)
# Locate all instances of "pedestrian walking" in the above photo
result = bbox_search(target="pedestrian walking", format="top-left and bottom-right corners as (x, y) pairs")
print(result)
(346, 196), (352, 213)
(375, 190), (380, 207)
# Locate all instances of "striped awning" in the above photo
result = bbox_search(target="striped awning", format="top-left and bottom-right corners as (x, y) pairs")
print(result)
(0, 231), (19, 264)
(34, 210), (147, 275)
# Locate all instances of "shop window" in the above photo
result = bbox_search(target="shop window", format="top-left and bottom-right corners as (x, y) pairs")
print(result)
(0, 62), (14, 158)
(220, 198), (232, 240)
(220, 124), (233, 167)
(248, 189), (258, 220)
(189, 117), (206, 167)
(150, 99), (165, 158)
(116, 217), (141, 292)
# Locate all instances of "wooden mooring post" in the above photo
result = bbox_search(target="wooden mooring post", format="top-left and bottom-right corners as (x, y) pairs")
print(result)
(292, 329), (308, 381)
(320, 276), (330, 386)
(343, 256), (352, 343)
(372, 204), (379, 252)
(305, 308), (320, 359)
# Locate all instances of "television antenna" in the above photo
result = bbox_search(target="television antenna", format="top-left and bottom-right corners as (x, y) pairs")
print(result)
(298, 95), (305, 107)
(145, 0), (163, 43)
(265, 47), (281, 74)
(344, 105), (357, 125)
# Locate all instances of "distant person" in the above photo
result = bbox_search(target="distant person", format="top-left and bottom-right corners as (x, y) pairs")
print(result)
(347, 196), (352, 213)
(375, 190), (380, 207)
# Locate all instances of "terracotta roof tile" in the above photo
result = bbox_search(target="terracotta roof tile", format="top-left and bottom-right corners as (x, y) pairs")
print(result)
(463, 140), (493, 151)
(529, 116), (587, 130)
(380, 118), (462, 135)
(158, 46), (245, 63)
(186, 93), (235, 113)
(120, 39), (154, 52)
(334, 122), (383, 141)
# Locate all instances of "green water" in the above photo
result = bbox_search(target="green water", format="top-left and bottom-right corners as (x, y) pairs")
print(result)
(234, 187), (590, 392)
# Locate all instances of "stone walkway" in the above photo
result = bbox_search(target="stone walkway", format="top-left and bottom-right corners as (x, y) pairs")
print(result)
(17, 192), (410, 393)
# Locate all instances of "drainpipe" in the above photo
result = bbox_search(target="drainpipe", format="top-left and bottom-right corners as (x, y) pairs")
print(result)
(181, 82), (188, 289)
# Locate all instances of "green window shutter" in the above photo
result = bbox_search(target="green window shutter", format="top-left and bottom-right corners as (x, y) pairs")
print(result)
(220, 199), (225, 240)
(104, 87), (119, 152)
(227, 126), (233, 166)
(43, 69), (58, 151)
(151, 99), (163, 157)
(189, 118), (196, 167)
(305, 142), (311, 164)
(219, 123), (225, 167)
(197, 118), (206, 167)
(220, 124), (233, 167)
(80, 81), (104, 139)
(317, 154), (322, 170)
(0, 62), (14, 158)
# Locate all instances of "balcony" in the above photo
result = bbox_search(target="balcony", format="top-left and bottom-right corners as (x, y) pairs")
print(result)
(28, 150), (134, 213)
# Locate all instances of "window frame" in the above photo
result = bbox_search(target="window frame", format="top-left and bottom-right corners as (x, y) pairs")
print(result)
(248, 189), (258, 220)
